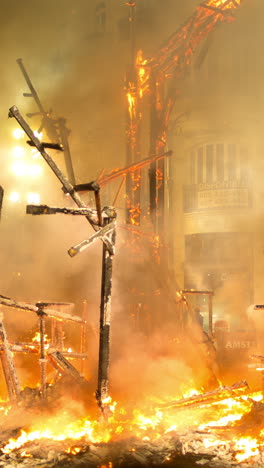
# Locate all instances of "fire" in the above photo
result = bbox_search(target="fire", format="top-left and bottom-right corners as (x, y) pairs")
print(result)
(126, 88), (137, 121)
(136, 49), (150, 98)
(1, 387), (263, 464)
(208, 0), (242, 8)
(234, 437), (260, 462)
(32, 331), (49, 345)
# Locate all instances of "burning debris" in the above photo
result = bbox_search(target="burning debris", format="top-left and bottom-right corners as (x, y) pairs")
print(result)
(2, 1), (263, 467)
(0, 384), (264, 467)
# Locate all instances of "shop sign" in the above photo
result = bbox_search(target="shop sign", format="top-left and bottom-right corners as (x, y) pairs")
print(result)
(197, 188), (249, 209)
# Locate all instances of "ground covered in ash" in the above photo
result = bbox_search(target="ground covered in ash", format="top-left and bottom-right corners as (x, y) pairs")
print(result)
(0, 433), (264, 468)
(0, 429), (263, 468)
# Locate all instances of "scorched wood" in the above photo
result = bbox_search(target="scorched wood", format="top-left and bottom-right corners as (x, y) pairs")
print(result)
(157, 380), (249, 410)
(37, 307), (47, 399)
(68, 220), (116, 257)
(0, 295), (83, 323)
(8, 106), (99, 232)
(96, 209), (117, 414)
(0, 318), (21, 401)
(47, 349), (86, 384)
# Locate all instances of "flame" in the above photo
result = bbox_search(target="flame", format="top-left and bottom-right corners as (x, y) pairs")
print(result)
(234, 437), (260, 462)
(1, 389), (264, 463)
(32, 331), (49, 347)
(208, 0), (241, 8)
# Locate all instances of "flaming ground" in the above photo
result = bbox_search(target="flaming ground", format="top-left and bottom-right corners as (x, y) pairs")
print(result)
(0, 383), (264, 467)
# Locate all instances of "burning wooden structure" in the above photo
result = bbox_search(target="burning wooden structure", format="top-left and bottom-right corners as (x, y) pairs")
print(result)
(2, 2), (262, 466)
(17, 58), (76, 185)
(5, 105), (117, 413)
(0, 295), (86, 401)
(125, 0), (244, 236)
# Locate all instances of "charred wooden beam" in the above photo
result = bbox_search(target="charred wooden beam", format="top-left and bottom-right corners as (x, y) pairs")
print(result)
(17, 58), (47, 117)
(72, 182), (103, 226)
(57, 117), (76, 185)
(17, 59), (76, 184)
(0, 318), (21, 401)
(8, 106), (99, 233)
(0, 343), (38, 353)
(37, 307), (47, 399)
(0, 294), (84, 323)
(72, 181), (100, 192)
(0, 186), (3, 220)
(181, 289), (214, 295)
(0, 343), (87, 360)
(96, 210), (117, 414)
(27, 204), (98, 219)
(200, 3), (234, 16)
(68, 218), (116, 257)
(47, 348), (86, 384)
(96, 151), (173, 186)
(26, 140), (63, 151)
(157, 380), (249, 410)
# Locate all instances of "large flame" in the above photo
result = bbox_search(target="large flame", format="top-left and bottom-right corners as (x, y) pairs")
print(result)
(1, 390), (263, 463)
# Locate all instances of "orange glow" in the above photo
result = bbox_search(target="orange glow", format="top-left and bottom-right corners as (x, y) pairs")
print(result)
(1, 390), (263, 463)
(208, 0), (241, 8)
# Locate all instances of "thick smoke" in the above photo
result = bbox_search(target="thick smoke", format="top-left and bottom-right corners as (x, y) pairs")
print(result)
(0, 0), (263, 408)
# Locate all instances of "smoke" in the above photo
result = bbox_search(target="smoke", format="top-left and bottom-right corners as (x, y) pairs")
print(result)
(0, 0), (263, 411)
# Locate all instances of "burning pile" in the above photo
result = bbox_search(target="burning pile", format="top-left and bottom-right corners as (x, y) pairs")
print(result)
(0, 381), (263, 467)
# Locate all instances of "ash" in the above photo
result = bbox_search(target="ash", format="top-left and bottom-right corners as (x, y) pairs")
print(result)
(0, 430), (263, 468)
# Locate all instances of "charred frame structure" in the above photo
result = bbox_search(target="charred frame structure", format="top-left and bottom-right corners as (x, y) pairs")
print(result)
(17, 58), (76, 185)
(8, 106), (117, 412)
(125, 0), (243, 235)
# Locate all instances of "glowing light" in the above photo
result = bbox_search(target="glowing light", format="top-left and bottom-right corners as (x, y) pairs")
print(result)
(11, 161), (42, 177)
(13, 129), (25, 140)
(31, 148), (41, 160)
(11, 161), (26, 176)
(33, 130), (43, 140)
(9, 192), (20, 203)
(27, 193), (40, 204)
(13, 146), (25, 158)
(27, 164), (42, 177)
